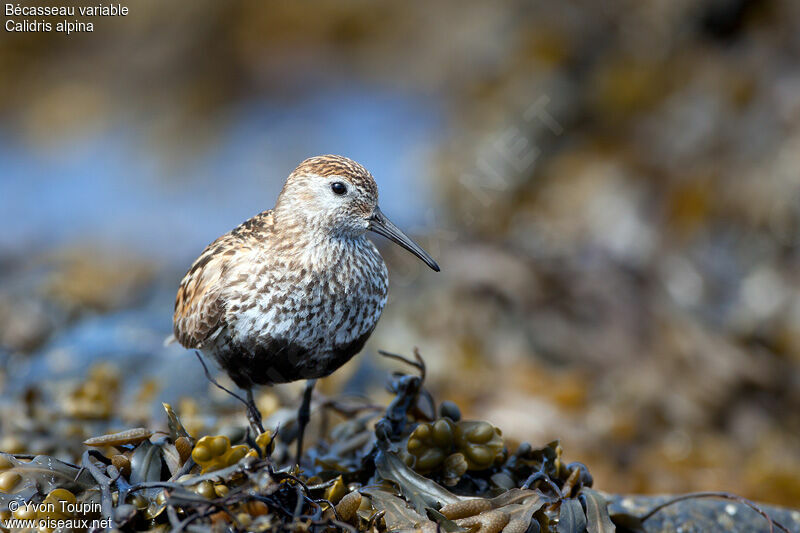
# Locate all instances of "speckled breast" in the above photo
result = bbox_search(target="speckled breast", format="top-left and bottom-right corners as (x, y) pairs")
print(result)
(213, 237), (389, 387)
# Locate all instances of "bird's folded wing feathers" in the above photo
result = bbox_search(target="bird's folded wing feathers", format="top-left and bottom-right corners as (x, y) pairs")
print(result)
(173, 232), (240, 349)
(172, 210), (273, 350)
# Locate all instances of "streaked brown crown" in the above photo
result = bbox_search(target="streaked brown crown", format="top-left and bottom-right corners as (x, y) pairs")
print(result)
(290, 155), (377, 198)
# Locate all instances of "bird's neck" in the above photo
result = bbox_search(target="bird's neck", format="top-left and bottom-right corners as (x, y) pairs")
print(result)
(273, 224), (370, 270)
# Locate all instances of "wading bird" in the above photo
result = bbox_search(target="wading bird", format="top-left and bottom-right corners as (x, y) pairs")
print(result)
(172, 155), (439, 462)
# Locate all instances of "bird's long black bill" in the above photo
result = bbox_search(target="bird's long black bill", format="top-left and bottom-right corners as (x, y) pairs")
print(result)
(368, 207), (440, 272)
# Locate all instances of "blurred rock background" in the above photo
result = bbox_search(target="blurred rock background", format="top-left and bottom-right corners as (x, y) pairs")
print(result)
(1, 0), (799, 508)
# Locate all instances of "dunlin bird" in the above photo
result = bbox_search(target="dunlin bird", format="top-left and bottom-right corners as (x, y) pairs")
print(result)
(172, 155), (439, 461)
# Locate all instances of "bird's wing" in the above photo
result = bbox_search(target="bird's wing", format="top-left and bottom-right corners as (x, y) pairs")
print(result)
(173, 211), (272, 349)
(173, 232), (237, 349)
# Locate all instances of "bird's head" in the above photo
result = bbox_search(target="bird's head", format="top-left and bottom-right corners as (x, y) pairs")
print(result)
(275, 155), (439, 272)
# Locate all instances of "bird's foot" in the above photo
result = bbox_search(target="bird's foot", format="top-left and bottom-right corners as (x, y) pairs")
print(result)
(246, 389), (266, 436)
(247, 406), (265, 436)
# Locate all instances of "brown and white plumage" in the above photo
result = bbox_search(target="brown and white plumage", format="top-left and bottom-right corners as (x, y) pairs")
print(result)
(173, 155), (439, 392)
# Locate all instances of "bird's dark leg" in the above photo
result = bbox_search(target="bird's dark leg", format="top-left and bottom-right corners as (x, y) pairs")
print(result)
(246, 388), (265, 436)
(193, 352), (264, 435)
(194, 351), (246, 403)
(295, 379), (316, 465)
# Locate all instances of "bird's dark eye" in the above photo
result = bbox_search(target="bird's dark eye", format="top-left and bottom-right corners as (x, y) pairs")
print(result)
(331, 182), (347, 195)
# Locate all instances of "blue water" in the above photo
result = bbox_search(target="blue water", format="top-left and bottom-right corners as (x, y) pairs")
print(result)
(0, 87), (443, 266)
